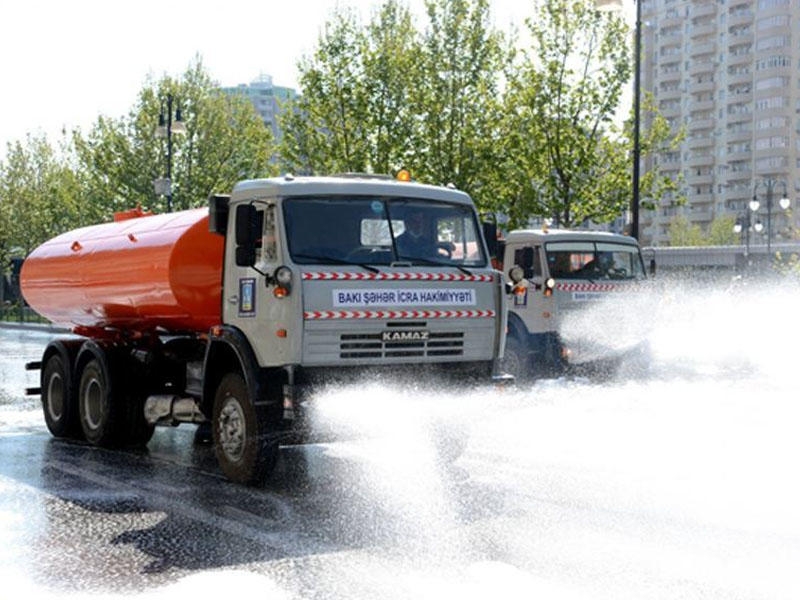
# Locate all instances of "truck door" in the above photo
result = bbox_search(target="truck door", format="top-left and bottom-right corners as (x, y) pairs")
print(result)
(512, 244), (552, 335)
(224, 202), (297, 366)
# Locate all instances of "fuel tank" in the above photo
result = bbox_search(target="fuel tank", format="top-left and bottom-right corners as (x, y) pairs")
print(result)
(20, 208), (225, 333)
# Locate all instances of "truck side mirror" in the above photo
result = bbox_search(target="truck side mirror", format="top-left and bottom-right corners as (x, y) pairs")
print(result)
(482, 221), (498, 258)
(235, 204), (258, 267)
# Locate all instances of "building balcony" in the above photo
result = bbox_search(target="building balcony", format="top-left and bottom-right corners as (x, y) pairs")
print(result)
(690, 41), (716, 58)
(728, 90), (752, 104)
(690, 23), (716, 39)
(689, 118), (715, 131)
(728, 31), (754, 45)
(728, 12), (753, 28)
(725, 112), (753, 124)
(687, 155), (714, 168)
(659, 69), (682, 83)
(658, 87), (682, 101)
(688, 208), (714, 223)
(689, 99), (715, 112)
(686, 173), (714, 186)
(689, 61), (716, 76)
(726, 70), (751, 85)
(754, 147), (790, 162)
(724, 128), (752, 143)
(727, 150), (752, 162)
(659, 106), (682, 119)
(692, 3), (716, 19)
(660, 15), (683, 28)
(691, 80), (715, 94)
(659, 32), (682, 46)
(688, 137), (714, 151)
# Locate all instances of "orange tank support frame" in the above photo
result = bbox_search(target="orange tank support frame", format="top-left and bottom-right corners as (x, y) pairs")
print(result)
(21, 208), (225, 334)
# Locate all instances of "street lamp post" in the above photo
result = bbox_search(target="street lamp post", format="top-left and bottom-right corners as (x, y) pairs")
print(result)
(155, 94), (186, 213)
(595, 0), (641, 241)
(733, 198), (761, 267)
(752, 179), (790, 256)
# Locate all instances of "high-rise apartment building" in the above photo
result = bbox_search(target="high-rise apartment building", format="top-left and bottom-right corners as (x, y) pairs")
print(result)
(640, 0), (798, 246)
(221, 74), (297, 147)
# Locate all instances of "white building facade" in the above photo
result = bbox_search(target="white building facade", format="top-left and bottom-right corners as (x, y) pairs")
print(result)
(640, 0), (799, 246)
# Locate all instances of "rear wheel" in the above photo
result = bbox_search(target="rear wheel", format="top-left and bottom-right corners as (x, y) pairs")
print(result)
(78, 358), (123, 446)
(213, 373), (279, 485)
(41, 354), (80, 439)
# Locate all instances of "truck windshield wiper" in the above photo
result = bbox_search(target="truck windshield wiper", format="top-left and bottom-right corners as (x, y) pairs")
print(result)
(292, 253), (380, 274)
(395, 255), (473, 276)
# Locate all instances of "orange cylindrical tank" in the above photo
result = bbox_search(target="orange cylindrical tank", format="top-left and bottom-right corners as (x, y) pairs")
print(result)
(21, 208), (225, 333)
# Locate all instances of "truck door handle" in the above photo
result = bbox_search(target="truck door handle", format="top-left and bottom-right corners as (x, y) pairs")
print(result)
(228, 295), (239, 304)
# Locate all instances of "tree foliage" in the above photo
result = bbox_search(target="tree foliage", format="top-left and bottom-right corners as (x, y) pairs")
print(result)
(667, 214), (704, 246)
(73, 57), (275, 215)
(668, 213), (739, 246)
(279, 0), (509, 209)
(0, 135), (87, 267)
(500, 0), (631, 229)
(409, 0), (508, 202)
(0, 58), (275, 275)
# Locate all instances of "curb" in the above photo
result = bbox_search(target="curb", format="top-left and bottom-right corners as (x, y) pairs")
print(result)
(0, 321), (70, 334)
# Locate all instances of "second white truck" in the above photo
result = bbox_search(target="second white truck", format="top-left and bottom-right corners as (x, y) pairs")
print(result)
(498, 228), (651, 379)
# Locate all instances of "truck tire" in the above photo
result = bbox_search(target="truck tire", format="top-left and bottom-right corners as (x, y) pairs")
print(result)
(501, 336), (531, 381)
(121, 394), (156, 447)
(78, 358), (123, 447)
(213, 373), (279, 485)
(41, 353), (80, 439)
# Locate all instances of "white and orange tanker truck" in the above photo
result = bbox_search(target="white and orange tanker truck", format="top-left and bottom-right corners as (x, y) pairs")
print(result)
(22, 173), (509, 484)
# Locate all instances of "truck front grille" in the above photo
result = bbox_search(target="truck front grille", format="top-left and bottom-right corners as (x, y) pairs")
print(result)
(339, 322), (464, 359)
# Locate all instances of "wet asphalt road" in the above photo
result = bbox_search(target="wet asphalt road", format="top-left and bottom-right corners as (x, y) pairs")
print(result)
(2, 288), (800, 600)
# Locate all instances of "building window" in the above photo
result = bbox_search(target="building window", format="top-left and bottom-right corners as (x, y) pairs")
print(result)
(757, 15), (790, 30)
(756, 36), (789, 51)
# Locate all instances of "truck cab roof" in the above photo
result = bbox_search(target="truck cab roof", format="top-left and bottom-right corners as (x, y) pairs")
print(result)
(504, 229), (639, 246)
(231, 174), (474, 206)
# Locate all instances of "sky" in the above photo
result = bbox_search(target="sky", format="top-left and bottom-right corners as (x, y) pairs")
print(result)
(0, 0), (538, 153)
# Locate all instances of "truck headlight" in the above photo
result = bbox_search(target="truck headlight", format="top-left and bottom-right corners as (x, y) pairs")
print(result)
(508, 265), (524, 283)
(273, 266), (292, 298)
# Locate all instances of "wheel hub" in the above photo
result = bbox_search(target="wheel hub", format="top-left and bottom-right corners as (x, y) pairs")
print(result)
(218, 398), (246, 462)
(46, 373), (65, 422)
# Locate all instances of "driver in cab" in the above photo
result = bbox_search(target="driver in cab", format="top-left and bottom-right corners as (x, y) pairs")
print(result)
(395, 210), (444, 261)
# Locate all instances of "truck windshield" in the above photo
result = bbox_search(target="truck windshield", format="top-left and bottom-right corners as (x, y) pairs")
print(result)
(283, 196), (486, 267)
(545, 241), (645, 280)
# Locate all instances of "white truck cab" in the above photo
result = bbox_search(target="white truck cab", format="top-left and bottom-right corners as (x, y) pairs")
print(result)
(500, 228), (649, 379)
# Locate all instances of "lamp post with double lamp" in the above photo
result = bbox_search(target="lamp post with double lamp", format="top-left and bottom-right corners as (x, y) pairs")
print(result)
(751, 179), (790, 257)
(733, 198), (762, 268)
(595, 0), (641, 240)
(154, 94), (186, 213)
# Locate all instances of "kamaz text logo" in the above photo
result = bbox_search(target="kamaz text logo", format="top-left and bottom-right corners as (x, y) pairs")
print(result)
(382, 330), (429, 342)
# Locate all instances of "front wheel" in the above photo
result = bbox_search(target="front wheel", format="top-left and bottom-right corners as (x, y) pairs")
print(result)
(500, 336), (531, 381)
(213, 373), (279, 485)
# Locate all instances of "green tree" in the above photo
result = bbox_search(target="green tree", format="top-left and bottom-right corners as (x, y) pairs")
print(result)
(408, 0), (509, 205)
(280, 1), (424, 175)
(500, 0), (683, 230)
(279, 0), (510, 203)
(667, 214), (704, 246)
(707, 214), (738, 246)
(0, 134), (87, 269)
(73, 57), (274, 216)
(502, 0), (631, 228)
(280, 7), (372, 174)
